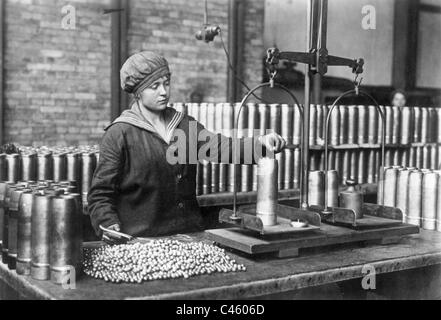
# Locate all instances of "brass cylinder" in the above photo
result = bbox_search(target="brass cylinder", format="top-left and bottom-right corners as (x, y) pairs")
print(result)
(281, 104), (293, 145)
(437, 108), (441, 143)
(308, 171), (325, 207)
(421, 172), (438, 231)
(50, 194), (82, 285)
(309, 104), (317, 146)
(31, 193), (54, 280)
(66, 152), (81, 184)
(284, 149), (294, 190)
(430, 145), (439, 170)
(422, 145), (431, 169)
(2, 184), (18, 263)
(21, 152), (37, 182)
(347, 106), (358, 145)
(420, 107), (429, 144)
(349, 151), (358, 182)
(358, 105), (368, 144)
(416, 146), (423, 169)
(0, 182), (10, 252)
(276, 152), (284, 190)
(81, 152), (97, 205)
(401, 149), (410, 167)
(211, 163), (220, 194)
(407, 170), (423, 226)
(385, 106), (393, 145)
(367, 150), (377, 183)
(392, 149), (401, 166)
(329, 105), (340, 146)
(293, 105), (302, 146)
(196, 163), (202, 196)
(202, 160), (211, 195)
(358, 150), (367, 184)
(0, 153), (6, 182)
(293, 148), (301, 189)
(6, 153), (21, 183)
(339, 105), (348, 145)
(367, 106), (379, 144)
(413, 107), (422, 143)
(400, 107), (413, 145)
(269, 103), (281, 136)
(8, 188), (26, 269)
(396, 168), (412, 223)
(383, 166), (399, 207)
(342, 150), (351, 185)
(392, 106), (401, 145)
(37, 152), (53, 181)
(53, 152), (67, 182)
(17, 190), (34, 275)
(326, 170), (339, 208)
(256, 157), (278, 226)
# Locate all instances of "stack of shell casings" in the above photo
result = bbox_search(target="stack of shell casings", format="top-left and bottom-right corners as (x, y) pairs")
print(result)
(0, 180), (83, 283)
(171, 103), (440, 192)
(179, 102), (304, 194)
(379, 166), (441, 232)
(0, 145), (99, 210)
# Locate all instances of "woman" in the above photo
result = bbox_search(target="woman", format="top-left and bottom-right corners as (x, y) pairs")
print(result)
(88, 51), (286, 243)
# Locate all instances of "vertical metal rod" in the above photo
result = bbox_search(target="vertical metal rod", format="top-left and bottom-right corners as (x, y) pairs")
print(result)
(301, 0), (314, 209)
(318, 0), (328, 49)
(0, 0), (4, 145)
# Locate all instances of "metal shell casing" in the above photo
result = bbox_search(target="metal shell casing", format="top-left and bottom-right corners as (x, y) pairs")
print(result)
(50, 194), (83, 285)
(256, 157), (278, 226)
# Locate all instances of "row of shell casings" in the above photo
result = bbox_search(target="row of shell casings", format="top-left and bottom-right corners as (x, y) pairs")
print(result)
(310, 149), (380, 185)
(379, 167), (441, 231)
(195, 148), (302, 195)
(0, 181), (83, 284)
(312, 105), (441, 146)
(0, 151), (99, 205)
(173, 103), (441, 146)
(386, 145), (440, 170)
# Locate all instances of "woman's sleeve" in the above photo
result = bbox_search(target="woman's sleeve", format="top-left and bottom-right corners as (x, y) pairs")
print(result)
(193, 118), (266, 164)
(87, 125), (125, 236)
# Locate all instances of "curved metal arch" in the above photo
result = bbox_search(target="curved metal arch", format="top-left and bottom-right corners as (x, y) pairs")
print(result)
(323, 89), (385, 212)
(231, 82), (304, 217)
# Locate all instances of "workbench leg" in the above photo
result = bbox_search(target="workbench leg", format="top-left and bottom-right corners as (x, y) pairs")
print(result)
(276, 248), (299, 258)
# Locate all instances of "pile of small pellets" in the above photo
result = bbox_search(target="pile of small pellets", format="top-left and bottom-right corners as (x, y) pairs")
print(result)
(83, 239), (246, 283)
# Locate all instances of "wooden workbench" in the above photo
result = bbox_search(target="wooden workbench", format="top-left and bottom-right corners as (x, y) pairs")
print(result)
(1, 230), (441, 300)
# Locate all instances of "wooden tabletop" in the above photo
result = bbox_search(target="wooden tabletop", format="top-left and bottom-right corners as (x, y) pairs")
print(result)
(1, 229), (441, 300)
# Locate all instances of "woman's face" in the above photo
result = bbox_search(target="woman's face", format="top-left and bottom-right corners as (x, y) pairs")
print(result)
(392, 93), (406, 108)
(139, 76), (171, 112)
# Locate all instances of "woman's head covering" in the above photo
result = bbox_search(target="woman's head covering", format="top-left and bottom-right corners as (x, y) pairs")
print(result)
(120, 51), (170, 95)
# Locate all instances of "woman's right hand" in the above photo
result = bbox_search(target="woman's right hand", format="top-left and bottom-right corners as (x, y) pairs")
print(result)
(101, 224), (126, 245)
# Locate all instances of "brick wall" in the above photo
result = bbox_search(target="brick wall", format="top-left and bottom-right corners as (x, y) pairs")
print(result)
(240, 0), (265, 99)
(127, 0), (229, 104)
(4, 0), (112, 146)
(3, 0), (265, 146)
